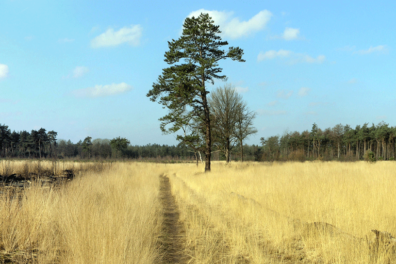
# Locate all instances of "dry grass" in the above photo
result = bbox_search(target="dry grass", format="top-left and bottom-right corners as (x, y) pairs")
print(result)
(165, 161), (396, 263)
(1, 160), (396, 263)
(0, 161), (162, 263)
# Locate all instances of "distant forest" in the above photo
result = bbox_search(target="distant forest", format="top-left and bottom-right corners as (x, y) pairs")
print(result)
(260, 122), (396, 161)
(0, 124), (259, 160)
(1, 122), (395, 161)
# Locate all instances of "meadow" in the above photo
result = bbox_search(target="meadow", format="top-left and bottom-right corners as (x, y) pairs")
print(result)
(1, 160), (396, 263)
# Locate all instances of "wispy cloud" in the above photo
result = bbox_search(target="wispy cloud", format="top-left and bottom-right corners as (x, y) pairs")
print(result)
(277, 90), (293, 99)
(0, 64), (9, 79)
(258, 49), (325, 64)
(25, 36), (34, 41)
(355, 45), (387, 55)
(72, 83), (133, 98)
(348, 78), (358, 84)
(298, 87), (310, 97)
(91, 25), (142, 48)
(258, 49), (291, 60)
(282, 27), (300, 40)
(376, 115), (387, 120)
(340, 45), (388, 55)
(235, 86), (249, 93)
(187, 9), (272, 39)
(257, 109), (287, 116)
(59, 38), (74, 43)
(267, 100), (278, 106)
(72, 66), (89, 78)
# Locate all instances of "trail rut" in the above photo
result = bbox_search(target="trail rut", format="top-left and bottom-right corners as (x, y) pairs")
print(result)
(159, 175), (188, 264)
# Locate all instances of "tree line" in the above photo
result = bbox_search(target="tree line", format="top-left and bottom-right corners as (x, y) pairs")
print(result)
(0, 124), (195, 160)
(57, 139), (195, 160)
(260, 122), (396, 161)
(0, 125), (57, 158)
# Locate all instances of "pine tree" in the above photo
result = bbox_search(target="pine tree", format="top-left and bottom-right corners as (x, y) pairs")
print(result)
(147, 13), (245, 171)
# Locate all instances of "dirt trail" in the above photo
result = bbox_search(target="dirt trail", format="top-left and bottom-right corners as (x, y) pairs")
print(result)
(159, 175), (188, 264)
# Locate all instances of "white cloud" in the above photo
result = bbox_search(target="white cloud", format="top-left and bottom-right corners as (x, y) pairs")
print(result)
(258, 49), (325, 64)
(301, 54), (325, 64)
(298, 87), (310, 96)
(0, 64), (9, 79)
(348, 78), (357, 84)
(59, 38), (74, 43)
(376, 115), (387, 120)
(72, 83), (133, 98)
(257, 49), (291, 60)
(73, 66), (89, 78)
(187, 9), (272, 39)
(283, 27), (299, 40)
(355, 45), (387, 55)
(91, 25), (142, 48)
(235, 86), (249, 93)
(267, 100), (278, 106)
(277, 90), (293, 99)
(257, 109), (287, 116)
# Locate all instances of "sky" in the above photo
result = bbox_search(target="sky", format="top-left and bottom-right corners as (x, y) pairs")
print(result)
(1, 0), (395, 145)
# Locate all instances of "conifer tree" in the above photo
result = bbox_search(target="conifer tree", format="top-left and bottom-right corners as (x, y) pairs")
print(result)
(147, 13), (245, 171)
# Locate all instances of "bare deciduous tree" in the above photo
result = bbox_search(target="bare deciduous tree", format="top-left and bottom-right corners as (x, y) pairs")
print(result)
(210, 84), (257, 162)
(210, 84), (242, 162)
(234, 103), (257, 162)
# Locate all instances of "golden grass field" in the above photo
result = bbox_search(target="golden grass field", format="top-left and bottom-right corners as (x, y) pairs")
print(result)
(1, 160), (396, 263)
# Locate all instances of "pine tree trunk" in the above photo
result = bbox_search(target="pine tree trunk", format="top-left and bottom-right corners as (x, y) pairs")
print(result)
(308, 144), (310, 158)
(203, 91), (211, 172)
(356, 141), (359, 159)
(338, 141), (340, 159)
(382, 140), (386, 160)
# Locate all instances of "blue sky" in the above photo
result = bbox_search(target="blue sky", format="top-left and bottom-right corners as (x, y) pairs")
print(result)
(1, 0), (395, 145)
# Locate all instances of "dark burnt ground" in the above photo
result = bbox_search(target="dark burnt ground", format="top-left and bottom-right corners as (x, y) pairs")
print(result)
(158, 175), (188, 264)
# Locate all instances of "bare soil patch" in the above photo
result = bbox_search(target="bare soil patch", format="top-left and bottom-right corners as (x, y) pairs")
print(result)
(158, 175), (189, 264)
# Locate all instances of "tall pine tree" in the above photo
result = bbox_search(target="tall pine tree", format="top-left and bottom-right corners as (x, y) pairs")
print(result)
(147, 13), (245, 171)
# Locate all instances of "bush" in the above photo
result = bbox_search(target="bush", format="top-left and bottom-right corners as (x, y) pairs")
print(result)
(364, 150), (376, 162)
(288, 150), (305, 162)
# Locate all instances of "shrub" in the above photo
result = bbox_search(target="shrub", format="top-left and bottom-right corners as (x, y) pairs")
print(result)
(364, 150), (376, 162)
(288, 150), (305, 162)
